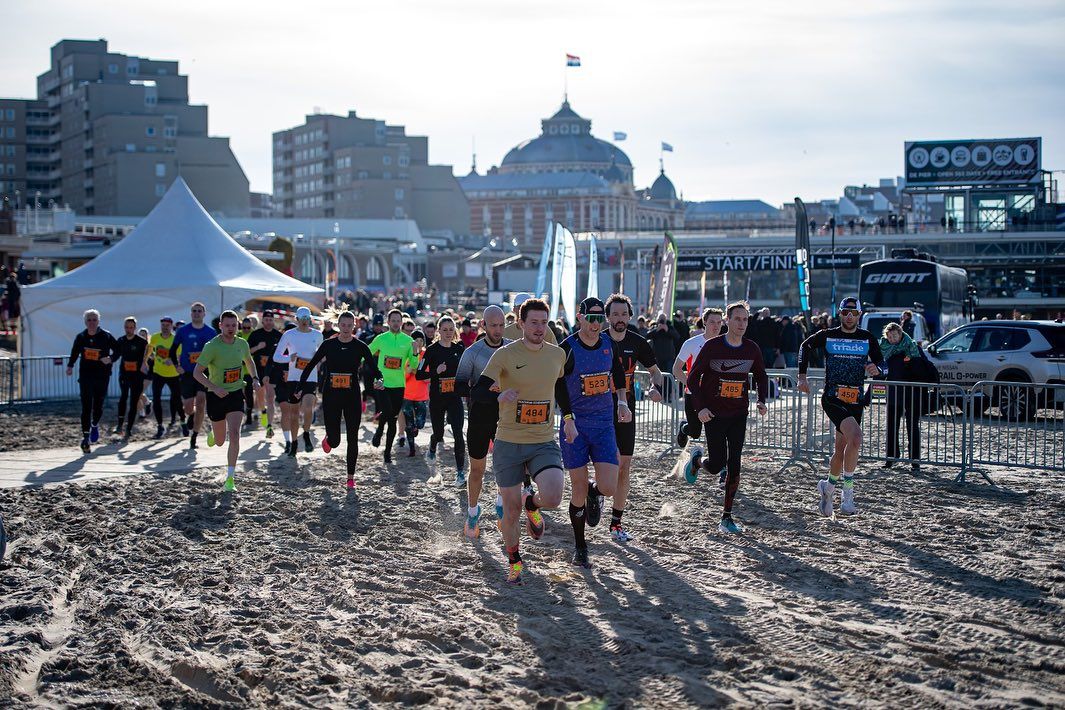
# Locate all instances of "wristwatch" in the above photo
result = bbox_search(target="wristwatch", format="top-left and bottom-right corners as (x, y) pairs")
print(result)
(562, 413), (575, 421)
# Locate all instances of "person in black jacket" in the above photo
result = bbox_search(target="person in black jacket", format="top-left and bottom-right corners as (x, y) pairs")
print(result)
(749, 308), (782, 368)
(67, 309), (119, 453)
(779, 315), (803, 368)
(880, 323), (924, 472)
(114, 316), (149, 439)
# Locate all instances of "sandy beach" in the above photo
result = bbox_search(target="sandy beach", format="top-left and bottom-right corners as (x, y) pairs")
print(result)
(1, 422), (1063, 707)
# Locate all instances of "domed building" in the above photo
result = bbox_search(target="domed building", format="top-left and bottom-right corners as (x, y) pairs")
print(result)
(459, 99), (685, 251)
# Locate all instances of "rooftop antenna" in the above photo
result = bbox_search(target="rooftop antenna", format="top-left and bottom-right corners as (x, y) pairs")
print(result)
(471, 136), (477, 174)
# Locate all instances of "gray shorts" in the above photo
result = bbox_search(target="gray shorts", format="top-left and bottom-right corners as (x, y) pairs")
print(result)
(492, 439), (563, 489)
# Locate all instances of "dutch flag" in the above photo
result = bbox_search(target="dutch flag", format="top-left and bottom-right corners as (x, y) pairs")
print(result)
(566, 54), (581, 67)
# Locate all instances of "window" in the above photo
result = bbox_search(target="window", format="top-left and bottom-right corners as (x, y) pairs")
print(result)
(366, 257), (382, 282)
(394, 206), (404, 218)
(5, 109), (14, 120)
(398, 155), (409, 167)
(108, 64), (118, 74)
(164, 126), (176, 138)
(126, 60), (139, 75)
(936, 328), (976, 353)
(560, 124), (570, 134)
(6, 146), (14, 157)
(394, 188), (404, 200)
(383, 172), (391, 180)
(973, 328), (1031, 353)
(358, 170), (368, 180)
(126, 143), (136, 152)
(155, 162), (165, 177)
(7, 164), (15, 176)
(382, 155), (392, 165)
(146, 126), (155, 136)
(4, 127), (13, 138)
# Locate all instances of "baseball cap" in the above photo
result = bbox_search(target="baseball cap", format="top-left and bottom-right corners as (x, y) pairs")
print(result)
(372, 314), (384, 325)
(295, 306), (312, 321)
(411, 330), (425, 341)
(160, 316), (173, 323)
(511, 292), (533, 310)
(262, 310), (275, 318)
(579, 296), (605, 314)
(838, 297), (861, 312)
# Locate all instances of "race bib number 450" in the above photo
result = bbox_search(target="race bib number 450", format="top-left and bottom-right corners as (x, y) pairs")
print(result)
(516, 400), (550, 424)
(580, 372), (610, 396)
(836, 386), (860, 404)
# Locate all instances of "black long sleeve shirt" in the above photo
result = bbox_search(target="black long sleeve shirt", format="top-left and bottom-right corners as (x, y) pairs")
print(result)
(298, 336), (378, 392)
(68, 329), (119, 379)
(415, 341), (465, 399)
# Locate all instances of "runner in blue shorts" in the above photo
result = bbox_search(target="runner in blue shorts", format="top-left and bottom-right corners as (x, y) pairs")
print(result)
(557, 297), (630, 569)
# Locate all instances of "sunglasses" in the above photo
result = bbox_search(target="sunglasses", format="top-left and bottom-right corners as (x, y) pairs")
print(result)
(840, 309), (860, 317)
(584, 313), (605, 323)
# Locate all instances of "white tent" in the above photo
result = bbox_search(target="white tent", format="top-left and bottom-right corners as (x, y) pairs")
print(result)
(21, 177), (323, 361)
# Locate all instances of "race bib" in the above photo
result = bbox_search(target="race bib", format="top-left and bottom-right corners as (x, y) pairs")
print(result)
(260, 355), (269, 367)
(836, 386), (860, 405)
(123, 361), (138, 372)
(223, 367), (242, 384)
(189, 352), (201, 364)
(719, 380), (744, 399)
(580, 372), (610, 396)
(331, 373), (352, 389)
(83, 348), (101, 362)
(384, 356), (402, 370)
(516, 400), (550, 425)
(295, 357), (311, 370)
(439, 377), (455, 394)
(155, 346), (169, 359)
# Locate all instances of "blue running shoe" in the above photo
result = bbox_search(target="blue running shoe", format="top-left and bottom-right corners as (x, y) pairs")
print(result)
(718, 517), (743, 534)
(684, 447), (703, 484)
(89, 424), (100, 444)
(455, 469), (467, 488)
(495, 495), (505, 531)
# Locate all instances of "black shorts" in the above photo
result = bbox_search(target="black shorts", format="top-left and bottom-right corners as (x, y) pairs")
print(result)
(180, 371), (206, 398)
(467, 400), (499, 459)
(253, 354), (274, 380)
(207, 389), (245, 422)
(280, 380), (318, 404)
(822, 395), (864, 433)
(613, 394), (637, 456)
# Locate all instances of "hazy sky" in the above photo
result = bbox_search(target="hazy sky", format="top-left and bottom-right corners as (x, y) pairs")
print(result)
(4, 0), (1063, 206)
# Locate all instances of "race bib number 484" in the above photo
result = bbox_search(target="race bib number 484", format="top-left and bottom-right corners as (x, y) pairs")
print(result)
(516, 400), (550, 424)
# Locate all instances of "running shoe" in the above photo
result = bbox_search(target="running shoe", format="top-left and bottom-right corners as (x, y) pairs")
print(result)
(153, 425), (165, 439)
(426, 447), (436, 461)
(181, 418), (190, 437)
(397, 436), (406, 449)
(80, 438), (90, 454)
(303, 431), (313, 453)
(586, 483), (604, 528)
(260, 411), (268, 428)
(144, 402), (152, 419)
(207, 429), (215, 447)
(346, 477), (355, 490)
(113, 423), (123, 434)
(571, 547), (592, 569)
(122, 430), (132, 441)
(495, 495), (505, 531)
(523, 492), (545, 540)
(684, 447), (704, 485)
(610, 524), (632, 544)
(282, 441), (291, 456)
(287, 442), (297, 458)
(840, 487), (857, 515)
(189, 432), (198, 450)
(506, 560), (524, 585)
(265, 425), (274, 439)
(223, 477), (237, 492)
(383, 453), (393, 465)
(677, 423), (689, 448)
(322, 438), (332, 454)
(464, 508), (481, 538)
(719, 467), (727, 488)
(817, 479), (836, 517)
(455, 469), (467, 488)
(718, 517), (743, 534)
(89, 424), (100, 444)
(371, 430), (382, 448)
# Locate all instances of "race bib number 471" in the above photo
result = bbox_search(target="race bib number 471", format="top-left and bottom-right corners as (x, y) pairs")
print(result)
(516, 400), (550, 424)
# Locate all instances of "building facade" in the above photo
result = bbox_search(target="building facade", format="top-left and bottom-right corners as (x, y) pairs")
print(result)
(0, 39), (249, 217)
(272, 111), (470, 237)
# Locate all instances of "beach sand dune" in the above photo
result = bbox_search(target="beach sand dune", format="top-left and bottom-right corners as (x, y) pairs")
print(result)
(1, 443), (1063, 707)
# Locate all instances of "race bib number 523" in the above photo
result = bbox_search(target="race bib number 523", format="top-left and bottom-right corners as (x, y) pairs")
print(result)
(580, 372), (610, 396)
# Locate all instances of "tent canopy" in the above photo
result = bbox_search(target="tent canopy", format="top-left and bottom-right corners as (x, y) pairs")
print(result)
(21, 178), (323, 358)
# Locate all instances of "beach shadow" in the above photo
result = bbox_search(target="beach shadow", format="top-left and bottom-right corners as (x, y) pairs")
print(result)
(169, 489), (235, 542)
(314, 488), (371, 541)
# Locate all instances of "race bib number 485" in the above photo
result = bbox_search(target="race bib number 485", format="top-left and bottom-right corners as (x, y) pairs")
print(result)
(719, 380), (744, 399)
(516, 400), (550, 424)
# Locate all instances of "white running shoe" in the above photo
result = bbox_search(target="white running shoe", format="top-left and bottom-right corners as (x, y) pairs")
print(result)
(840, 486), (857, 515)
(817, 479), (836, 517)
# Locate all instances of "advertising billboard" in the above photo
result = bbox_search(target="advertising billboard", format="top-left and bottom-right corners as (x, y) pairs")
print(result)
(904, 138), (1040, 186)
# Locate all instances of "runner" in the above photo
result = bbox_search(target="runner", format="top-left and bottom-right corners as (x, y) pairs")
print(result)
(472, 297), (566, 584)
(247, 310), (282, 438)
(400, 330), (429, 457)
(604, 293), (664, 543)
(273, 307), (323, 458)
(114, 316), (148, 440)
(682, 302), (769, 534)
(504, 292), (557, 345)
(66, 309), (118, 454)
(797, 297), (884, 517)
(238, 317), (256, 427)
(673, 308), (725, 448)
(557, 297), (630, 568)
(194, 310), (259, 492)
(417, 316), (467, 485)
(144, 317), (181, 438)
(455, 305), (510, 538)
(135, 327), (152, 420)
(368, 309), (414, 465)
(173, 303), (217, 449)
(298, 310), (378, 488)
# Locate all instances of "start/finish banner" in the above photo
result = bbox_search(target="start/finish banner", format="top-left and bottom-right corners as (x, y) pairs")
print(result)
(676, 253), (860, 272)
(905, 138), (1041, 186)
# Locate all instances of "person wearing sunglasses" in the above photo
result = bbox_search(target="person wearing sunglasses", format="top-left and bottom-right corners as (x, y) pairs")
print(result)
(797, 297), (885, 517)
(556, 296), (630, 569)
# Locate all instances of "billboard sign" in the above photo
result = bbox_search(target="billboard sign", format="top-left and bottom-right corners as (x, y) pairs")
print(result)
(677, 253), (861, 272)
(905, 138), (1040, 186)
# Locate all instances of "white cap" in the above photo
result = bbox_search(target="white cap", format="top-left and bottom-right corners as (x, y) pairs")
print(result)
(295, 306), (312, 321)
(512, 292), (533, 311)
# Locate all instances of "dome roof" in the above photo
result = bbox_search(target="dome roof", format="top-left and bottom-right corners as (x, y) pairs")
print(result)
(499, 100), (632, 171)
(649, 169), (677, 201)
(603, 156), (626, 184)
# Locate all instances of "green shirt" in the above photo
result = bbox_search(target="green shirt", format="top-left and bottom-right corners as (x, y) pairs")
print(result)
(369, 331), (414, 389)
(197, 335), (252, 393)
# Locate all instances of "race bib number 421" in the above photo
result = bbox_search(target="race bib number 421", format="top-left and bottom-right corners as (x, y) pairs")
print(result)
(516, 400), (550, 424)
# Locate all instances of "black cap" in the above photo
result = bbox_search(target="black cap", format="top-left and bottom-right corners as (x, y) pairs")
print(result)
(411, 330), (425, 341)
(579, 297), (605, 314)
(372, 314), (384, 325)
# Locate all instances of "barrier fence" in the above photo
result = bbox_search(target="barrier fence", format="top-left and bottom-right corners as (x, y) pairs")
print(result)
(2, 357), (1063, 480)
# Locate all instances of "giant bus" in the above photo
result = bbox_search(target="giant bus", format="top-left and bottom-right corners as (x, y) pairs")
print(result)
(858, 250), (970, 340)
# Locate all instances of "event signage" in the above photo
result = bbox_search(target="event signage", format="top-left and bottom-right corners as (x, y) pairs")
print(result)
(904, 138), (1041, 186)
(676, 253), (861, 272)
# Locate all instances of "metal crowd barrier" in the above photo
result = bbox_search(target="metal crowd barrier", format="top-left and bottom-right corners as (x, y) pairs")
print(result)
(3, 356), (1063, 481)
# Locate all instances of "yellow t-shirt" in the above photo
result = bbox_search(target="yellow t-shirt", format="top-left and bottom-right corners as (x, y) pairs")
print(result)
(148, 332), (178, 378)
(503, 321), (558, 345)
(481, 340), (566, 444)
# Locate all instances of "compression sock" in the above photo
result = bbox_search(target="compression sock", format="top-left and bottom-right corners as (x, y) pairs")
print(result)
(842, 473), (854, 489)
(828, 473), (840, 486)
(283, 430), (292, 443)
(610, 508), (624, 528)
(226, 465), (235, 480)
(468, 504), (480, 519)
(525, 494), (540, 512)
(569, 504), (587, 548)
(506, 544), (521, 564)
